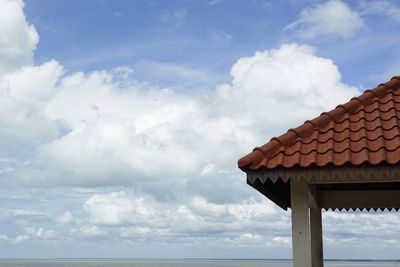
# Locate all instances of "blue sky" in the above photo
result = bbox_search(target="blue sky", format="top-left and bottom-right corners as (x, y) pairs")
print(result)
(24, 0), (400, 88)
(1, 0), (400, 259)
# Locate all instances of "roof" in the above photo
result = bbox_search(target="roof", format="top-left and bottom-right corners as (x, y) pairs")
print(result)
(238, 76), (400, 172)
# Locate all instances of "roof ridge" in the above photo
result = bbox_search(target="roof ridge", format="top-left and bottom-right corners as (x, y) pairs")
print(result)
(238, 75), (400, 170)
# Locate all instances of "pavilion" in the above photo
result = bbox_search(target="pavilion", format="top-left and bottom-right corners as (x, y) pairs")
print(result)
(238, 76), (400, 267)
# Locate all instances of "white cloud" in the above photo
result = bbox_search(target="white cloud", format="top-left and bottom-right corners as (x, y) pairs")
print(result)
(271, 236), (291, 246)
(80, 191), (285, 245)
(14, 234), (30, 243)
(0, 0), (399, 260)
(239, 233), (264, 242)
(189, 196), (230, 217)
(83, 191), (156, 225)
(22, 69), (258, 188)
(4, 0), (394, 254)
(12, 209), (45, 217)
(0, 0), (38, 73)
(216, 43), (359, 137)
(119, 226), (152, 238)
(0, 23), (363, 248)
(286, 0), (364, 39)
(77, 192), (400, 250)
(0, 234), (9, 241)
(0, 208), (50, 229)
(14, 75), (202, 188)
(56, 211), (75, 224)
(14, 227), (56, 243)
(80, 225), (107, 238)
(26, 227), (56, 239)
(5, 43), (356, 191)
(323, 211), (400, 246)
(0, 0), (362, 195)
(0, 60), (62, 156)
(71, 189), (277, 244)
(0, 0), (358, 194)
(359, 0), (400, 23)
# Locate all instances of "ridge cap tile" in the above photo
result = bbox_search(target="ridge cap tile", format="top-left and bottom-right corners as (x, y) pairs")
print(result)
(374, 84), (391, 98)
(327, 108), (346, 121)
(311, 113), (332, 129)
(258, 139), (281, 157)
(358, 90), (377, 105)
(342, 98), (362, 114)
(287, 128), (301, 137)
(276, 130), (298, 146)
(293, 122), (315, 139)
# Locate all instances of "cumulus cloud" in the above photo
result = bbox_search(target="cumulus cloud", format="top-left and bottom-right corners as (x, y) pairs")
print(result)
(0, 234), (9, 241)
(14, 227), (56, 243)
(0, 0), (38, 73)
(56, 211), (75, 224)
(14, 234), (30, 243)
(285, 0), (364, 39)
(0, 60), (62, 157)
(323, 211), (400, 247)
(26, 227), (56, 239)
(79, 225), (107, 238)
(6, 0), (399, 256)
(75, 192), (400, 252)
(80, 191), (287, 246)
(216, 43), (359, 136)
(0, 43), (358, 193)
(38, 73), (220, 187)
(0, 0), (359, 194)
(83, 191), (156, 225)
(0, 0), (365, 250)
(119, 226), (152, 238)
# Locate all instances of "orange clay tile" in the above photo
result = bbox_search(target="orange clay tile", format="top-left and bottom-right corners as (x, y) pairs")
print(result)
(238, 76), (400, 171)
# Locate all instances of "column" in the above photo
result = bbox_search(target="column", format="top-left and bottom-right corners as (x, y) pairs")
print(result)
(291, 179), (312, 267)
(310, 207), (323, 267)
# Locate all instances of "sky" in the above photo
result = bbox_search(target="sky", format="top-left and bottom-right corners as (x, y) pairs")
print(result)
(0, 0), (400, 259)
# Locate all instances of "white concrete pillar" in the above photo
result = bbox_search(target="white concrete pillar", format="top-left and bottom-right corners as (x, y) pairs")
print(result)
(310, 208), (323, 267)
(291, 179), (312, 267)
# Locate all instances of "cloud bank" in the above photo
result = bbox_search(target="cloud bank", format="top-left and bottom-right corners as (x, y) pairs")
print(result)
(1, 42), (359, 191)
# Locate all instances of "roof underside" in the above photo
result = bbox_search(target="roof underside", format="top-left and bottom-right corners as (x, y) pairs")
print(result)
(249, 176), (400, 211)
(248, 164), (400, 210)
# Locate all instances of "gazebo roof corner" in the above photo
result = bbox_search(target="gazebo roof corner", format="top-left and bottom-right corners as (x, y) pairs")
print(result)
(238, 76), (400, 172)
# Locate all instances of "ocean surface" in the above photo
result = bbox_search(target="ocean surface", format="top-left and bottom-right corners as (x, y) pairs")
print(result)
(0, 259), (399, 267)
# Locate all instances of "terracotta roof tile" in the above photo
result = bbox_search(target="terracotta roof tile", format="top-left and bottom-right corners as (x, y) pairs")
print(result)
(238, 76), (400, 171)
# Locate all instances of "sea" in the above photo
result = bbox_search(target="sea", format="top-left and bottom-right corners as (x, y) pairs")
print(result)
(0, 259), (399, 267)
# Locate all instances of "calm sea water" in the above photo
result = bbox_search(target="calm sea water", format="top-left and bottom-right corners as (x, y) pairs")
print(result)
(0, 259), (399, 267)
